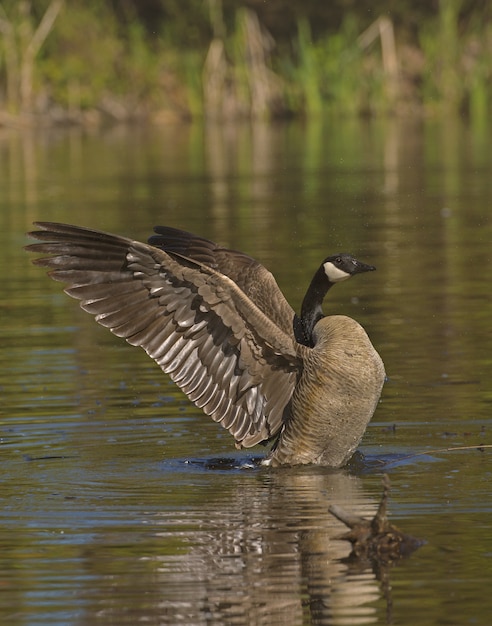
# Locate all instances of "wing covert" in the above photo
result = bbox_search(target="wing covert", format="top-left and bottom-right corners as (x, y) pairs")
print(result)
(149, 226), (296, 337)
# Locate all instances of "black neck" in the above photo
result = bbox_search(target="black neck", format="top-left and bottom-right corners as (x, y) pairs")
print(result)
(294, 265), (333, 347)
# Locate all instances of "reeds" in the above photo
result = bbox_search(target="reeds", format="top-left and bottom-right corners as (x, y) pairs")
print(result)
(203, 7), (283, 119)
(0, 0), (64, 115)
(419, 0), (491, 125)
(0, 1), (491, 125)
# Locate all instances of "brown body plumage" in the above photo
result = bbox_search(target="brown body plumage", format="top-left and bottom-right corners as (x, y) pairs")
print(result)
(26, 222), (385, 467)
(268, 315), (384, 467)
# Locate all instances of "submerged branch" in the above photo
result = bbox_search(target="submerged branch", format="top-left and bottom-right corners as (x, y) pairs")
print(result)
(378, 443), (492, 467)
(329, 474), (423, 562)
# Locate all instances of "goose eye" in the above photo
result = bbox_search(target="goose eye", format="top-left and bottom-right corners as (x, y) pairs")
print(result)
(335, 257), (342, 264)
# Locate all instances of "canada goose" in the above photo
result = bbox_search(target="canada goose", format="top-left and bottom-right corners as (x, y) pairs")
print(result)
(26, 222), (385, 467)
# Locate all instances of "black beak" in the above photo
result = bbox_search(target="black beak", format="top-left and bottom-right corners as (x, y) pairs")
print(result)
(354, 260), (376, 274)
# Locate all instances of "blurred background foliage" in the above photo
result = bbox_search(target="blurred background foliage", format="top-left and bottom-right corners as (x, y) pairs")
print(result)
(0, 0), (491, 125)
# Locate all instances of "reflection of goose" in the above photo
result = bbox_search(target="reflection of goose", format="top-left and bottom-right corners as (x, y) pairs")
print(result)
(121, 469), (382, 625)
(27, 222), (385, 467)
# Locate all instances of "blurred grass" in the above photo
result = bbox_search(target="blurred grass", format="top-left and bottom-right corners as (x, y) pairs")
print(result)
(0, 0), (491, 125)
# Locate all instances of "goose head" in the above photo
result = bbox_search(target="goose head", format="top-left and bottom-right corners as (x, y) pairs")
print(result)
(295, 253), (376, 347)
(322, 254), (375, 284)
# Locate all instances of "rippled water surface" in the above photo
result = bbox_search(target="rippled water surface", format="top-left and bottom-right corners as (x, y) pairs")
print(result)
(1, 118), (492, 625)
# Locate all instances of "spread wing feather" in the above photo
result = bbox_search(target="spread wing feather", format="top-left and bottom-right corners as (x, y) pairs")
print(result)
(26, 222), (302, 447)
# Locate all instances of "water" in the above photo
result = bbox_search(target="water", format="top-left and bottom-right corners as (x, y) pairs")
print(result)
(1, 117), (492, 625)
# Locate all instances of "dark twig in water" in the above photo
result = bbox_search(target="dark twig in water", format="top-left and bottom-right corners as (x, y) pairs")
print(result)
(330, 475), (423, 624)
(376, 443), (491, 467)
(329, 474), (423, 562)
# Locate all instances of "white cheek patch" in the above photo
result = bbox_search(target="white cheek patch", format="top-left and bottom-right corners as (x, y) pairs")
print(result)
(324, 261), (351, 283)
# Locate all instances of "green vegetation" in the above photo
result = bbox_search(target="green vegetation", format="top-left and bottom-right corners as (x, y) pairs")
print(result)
(0, 0), (491, 125)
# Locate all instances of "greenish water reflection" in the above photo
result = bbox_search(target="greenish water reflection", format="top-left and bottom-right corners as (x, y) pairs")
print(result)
(1, 117), (492, 625)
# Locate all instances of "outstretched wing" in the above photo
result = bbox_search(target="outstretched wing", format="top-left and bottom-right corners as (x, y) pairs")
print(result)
(149, 226), (296, 337)
(26, 222), (301, 447)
